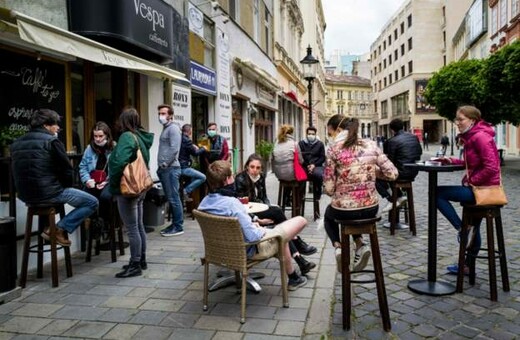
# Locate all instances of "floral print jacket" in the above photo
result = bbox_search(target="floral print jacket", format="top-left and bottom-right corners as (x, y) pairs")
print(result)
(324, 139), (398, 210)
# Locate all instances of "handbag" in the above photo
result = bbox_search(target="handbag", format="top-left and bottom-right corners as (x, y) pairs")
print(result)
(90, 162), (108, 184)
(466, 157), (508, 206)
(120, 134), (153, 197)
(293, 144), (308, 182)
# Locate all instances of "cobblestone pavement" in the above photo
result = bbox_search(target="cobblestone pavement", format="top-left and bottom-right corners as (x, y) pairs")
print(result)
(0, 145), (518, 339)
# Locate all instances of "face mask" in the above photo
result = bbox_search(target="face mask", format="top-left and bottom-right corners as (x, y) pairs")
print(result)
(95, 139), (107, 147)
(249, 174), (261, 182)
(207, 130), (217, 137)
(307, 135), (316, 142)
(159, 116), (168, 125)
(54, 133), (58, 138)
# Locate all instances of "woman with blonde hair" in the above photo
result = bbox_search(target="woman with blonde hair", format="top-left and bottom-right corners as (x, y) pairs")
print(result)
(272, 124), (303, 181)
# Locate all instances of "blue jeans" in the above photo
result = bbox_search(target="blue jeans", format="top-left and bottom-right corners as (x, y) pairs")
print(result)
(436, 185), (481, 259)
(157, 166), (183, 229)
(47, 188), (98, 234)
(181, 167), (206, 194)
(116, 194), (146, 262)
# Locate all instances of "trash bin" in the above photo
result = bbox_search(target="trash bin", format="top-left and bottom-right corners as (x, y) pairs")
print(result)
(0, 217), (17, 293)
(144, 183), (167, 227)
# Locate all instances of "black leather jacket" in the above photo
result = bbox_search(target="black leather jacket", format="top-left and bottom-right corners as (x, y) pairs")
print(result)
(234, 171), (270, 205)
(298, 139), (326, 168)
(384, 130), (422, 180)
(10, 128), (74, 203)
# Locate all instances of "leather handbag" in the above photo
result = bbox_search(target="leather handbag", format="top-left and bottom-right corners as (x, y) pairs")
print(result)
(465, 157), (508, 206)
(120, 134), (153, 197)
(293, 144), (307, 182)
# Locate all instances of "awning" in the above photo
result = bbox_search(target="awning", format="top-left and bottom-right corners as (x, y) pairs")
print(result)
(1, 8), (189, 83)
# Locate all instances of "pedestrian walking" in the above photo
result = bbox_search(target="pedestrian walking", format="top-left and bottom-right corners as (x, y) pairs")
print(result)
(423, 131), (429, 150)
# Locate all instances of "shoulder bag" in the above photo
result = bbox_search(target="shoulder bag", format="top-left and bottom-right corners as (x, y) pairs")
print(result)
(120, 134), (154, 197)
(465, 157), (507, 206)
(293, 143), (308, 182)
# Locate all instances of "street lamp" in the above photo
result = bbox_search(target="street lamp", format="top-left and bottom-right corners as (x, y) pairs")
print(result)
(300, 45), (319, 127)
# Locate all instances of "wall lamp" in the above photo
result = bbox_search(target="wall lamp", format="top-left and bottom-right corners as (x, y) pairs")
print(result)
(247, 103), (258, 129)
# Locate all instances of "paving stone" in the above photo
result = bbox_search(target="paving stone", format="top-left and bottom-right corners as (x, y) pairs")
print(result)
(51, 305), (109, 321)
(139, 298), (184, 312)
(127, 287), (156, 298)
(0, 316), (52, 334)
(20, 292), (67, 304)
(452, 325), (483, 338)
(132, 325), (173, 339)
(97, 308), (136, 323)
(242, 335), (300, 340)
(168, 328), (214, 340)
(274, 320), (304, 336)
(211, 331), (244, 340)
(10, 334), (49, 340)
(193, 315), (241, 332)
(273, 307), (307, 322)
(101, 296), (146, 309)
(10, 303), (63, 318)
(411, 324), (442, 338)
(86, 285), (134, 296)
(128, 310), (168, 325)
(492, 307), (519, 320)
(60, 320), (115, 338)
(239, 318), (277, 334)
(34, 319), (78, 336)
(102, 323), (142, 339)
(159, 312), (199, 328)
(57, 293), (108, 306)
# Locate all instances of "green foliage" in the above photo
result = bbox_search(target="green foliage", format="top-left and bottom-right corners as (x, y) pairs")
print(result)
(0, 126), (26, 147)
(255, 140), (274, 160)
(425, 41), (520, 125)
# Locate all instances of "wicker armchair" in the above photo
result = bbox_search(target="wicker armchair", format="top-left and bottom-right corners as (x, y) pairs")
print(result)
(193, 209), (289, 323)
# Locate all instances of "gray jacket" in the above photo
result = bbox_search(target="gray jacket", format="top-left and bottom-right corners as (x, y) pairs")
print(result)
(272, 135), (303, 181)
(157, 121), (181, 168)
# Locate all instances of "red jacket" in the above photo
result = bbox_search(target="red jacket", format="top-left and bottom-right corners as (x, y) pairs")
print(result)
(450, 120), (501, 186)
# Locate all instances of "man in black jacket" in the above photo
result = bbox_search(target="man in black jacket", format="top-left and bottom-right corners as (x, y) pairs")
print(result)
(10, 109), (98, 246)
(377, 118), (422, 213)
(179, 124), (206, 201)
(298, 126), (326, 201)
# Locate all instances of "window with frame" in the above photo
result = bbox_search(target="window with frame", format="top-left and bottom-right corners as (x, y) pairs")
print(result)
(401, 65), (405, 77)
(337, 105), (344, 114)
(500, 0), (507, 28)
(401, 43), (405, 56)
(408, 60), (413, 73)
(389, 54), (392, 65)
(381, 100), (388, 119)
(229, 0), (239, 21)
(394, 29), (398, 39)
(379, 80), (382, 90)
(337, 90), (343, 100)
(264, 5), (270, 52)
(203, 19), (215, 69)
(388, 35), (392, 45)
(513, 0), (520, 17)
(408, 38), (413, 51)
(394, 70), (398, 81)
(400, 22), (405, 34)
(383, 41), (386, 50)
(383, 59), (387, 68)
(389, 74), (392, 84)
(407, 14), (412, 27)
(384, 77), (387, 87)
(253, 0), (260, 43)
(394, 49), (398, 60)
(491, 5), (498, 34)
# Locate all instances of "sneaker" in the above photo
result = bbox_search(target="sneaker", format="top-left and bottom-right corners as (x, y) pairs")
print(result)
(183, 191), (193, 203)
(161, 226), (184, 237)
(465, 225), (476, 250)
(41, 227), (71, 247)
(335, 247), (342, 273)
(396, 196), (407, 208)
(353, 244), (371, 272)
(288, 275), (308, 291)
(381, 202), (393, 213)
(447, 264), (469, 276)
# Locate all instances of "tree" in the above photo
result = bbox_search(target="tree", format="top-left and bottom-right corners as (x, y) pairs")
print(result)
(424, 59), (484, 121)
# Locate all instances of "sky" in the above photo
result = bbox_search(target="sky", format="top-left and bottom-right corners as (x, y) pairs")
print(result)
(323, 0), (406, 58)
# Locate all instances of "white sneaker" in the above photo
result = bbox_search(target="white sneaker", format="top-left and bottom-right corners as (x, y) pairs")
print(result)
(335, 247), (342, 273)
(396, 196), (408, 208)
(353, 245), (371, 272)
(381, 202), (393, 213)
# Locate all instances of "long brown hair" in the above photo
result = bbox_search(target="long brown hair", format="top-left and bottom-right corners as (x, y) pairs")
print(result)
(90, 121), (114, 152)
(277, 124), (294, 143)
(119, 106), (142, 133)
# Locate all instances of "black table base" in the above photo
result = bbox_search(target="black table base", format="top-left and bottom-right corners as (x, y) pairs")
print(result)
(408, 279), (456, 296)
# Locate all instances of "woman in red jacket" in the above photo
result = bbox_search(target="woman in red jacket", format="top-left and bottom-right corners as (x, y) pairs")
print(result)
(436, 106), (502, 274)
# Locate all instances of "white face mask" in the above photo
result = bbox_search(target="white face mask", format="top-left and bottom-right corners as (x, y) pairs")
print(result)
(249, 174), (261, 182)
(95, 139), (107, 147)
(53, 133), (58, 138)
(158, 115), (168, 125)
(307, 135), (316, 142)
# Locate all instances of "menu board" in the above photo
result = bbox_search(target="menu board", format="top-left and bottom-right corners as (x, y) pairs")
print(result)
(0, 49), (66, 133)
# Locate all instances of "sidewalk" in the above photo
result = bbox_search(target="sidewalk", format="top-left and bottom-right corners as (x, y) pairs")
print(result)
(0, 151), (519, 339)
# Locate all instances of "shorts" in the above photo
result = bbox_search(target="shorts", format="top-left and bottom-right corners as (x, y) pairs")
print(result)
(251, 225), (289, 260)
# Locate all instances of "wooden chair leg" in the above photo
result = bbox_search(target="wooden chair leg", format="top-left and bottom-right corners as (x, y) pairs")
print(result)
(494, 212), (510, 292)
(341, 229), (351, 330)
(457, 210), (470, 293)
(240, 273), (247, 324)
(37, 215), (44, 279)
(20, 210), (34, 288)
(203, 261), (209, 312)
(486, 214), (497, 301)
(370, 230), (391, 332)
(407, 188), (417, 236)
(279, 247), (289, 308)
(49, 212), (59, 287)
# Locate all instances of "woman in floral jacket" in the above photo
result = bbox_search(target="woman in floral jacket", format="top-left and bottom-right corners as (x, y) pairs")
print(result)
(323, 115), (398, 272)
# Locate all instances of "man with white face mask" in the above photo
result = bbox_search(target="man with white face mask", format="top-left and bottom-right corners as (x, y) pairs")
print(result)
(299, 126), (326, 205)
(156, 104), (184, 237)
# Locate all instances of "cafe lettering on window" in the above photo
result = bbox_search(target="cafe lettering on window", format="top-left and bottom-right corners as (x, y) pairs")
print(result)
(0, 49), (66, 134)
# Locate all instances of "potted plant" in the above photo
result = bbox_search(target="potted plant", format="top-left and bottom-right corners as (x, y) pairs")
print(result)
(0, 126), (26, 157)
(255, 140), (274, 172)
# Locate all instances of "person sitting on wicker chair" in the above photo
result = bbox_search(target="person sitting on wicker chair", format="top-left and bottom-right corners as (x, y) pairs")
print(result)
(198, 160), (309, 291)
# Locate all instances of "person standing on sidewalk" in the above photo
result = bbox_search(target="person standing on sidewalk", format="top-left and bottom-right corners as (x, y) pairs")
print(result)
(376, 118), (422, 213)
(179, 124), (206, 202)
(423, 131), (429, 150)
(109, 107), (154, 278)
(156, 104), (184, 237)
(199, 160), (308, 290)
(298, 126), (326, 203)
(323, 115), (398, 272)
(11, 109), (98, 247)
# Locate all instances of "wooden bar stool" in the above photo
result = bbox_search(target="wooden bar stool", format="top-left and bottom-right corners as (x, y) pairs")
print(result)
(388, 180), (416, 236)
(456, 204), (509, 301)
(85, 199), (125, 263)
(301, 181), (320, 221)
(19, 203), (72, 288)
(336, 216), (391, 331)
(277, 180), (302, 218)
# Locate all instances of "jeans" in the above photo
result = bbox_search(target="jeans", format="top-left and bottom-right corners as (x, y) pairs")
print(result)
(436, 185), (481, 259)
(47, 188), (98, 234)
(157, 166), (183, 229)
(181, 167), (206, 194)
(324, 204), (378, 245)
(116, 193), (146, 262)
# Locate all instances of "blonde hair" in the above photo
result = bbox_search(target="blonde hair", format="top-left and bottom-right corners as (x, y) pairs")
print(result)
(277, 124), (294, 143)
(457, 105), (482, 122)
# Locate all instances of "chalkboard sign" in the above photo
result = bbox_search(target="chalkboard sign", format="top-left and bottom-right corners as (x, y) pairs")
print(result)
(0, 48), (66, 134)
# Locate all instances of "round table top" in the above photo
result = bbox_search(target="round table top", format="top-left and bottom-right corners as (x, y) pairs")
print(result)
(244, 202), (269, 214)
(404, 162), (464, 172)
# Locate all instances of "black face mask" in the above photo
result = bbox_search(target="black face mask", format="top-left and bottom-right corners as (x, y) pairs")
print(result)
(216, 183), (236, 197)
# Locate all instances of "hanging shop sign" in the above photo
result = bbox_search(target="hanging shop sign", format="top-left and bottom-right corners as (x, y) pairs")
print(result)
(190, 61), (217, 95)
(172, 83), (192, 124)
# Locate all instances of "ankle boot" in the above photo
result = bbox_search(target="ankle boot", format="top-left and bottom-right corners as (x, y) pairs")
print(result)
(295, 255), (316, 275)
(294, 236), (317, 256)
(122, 254), (147, 270)
(116, 261), (142, 278)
